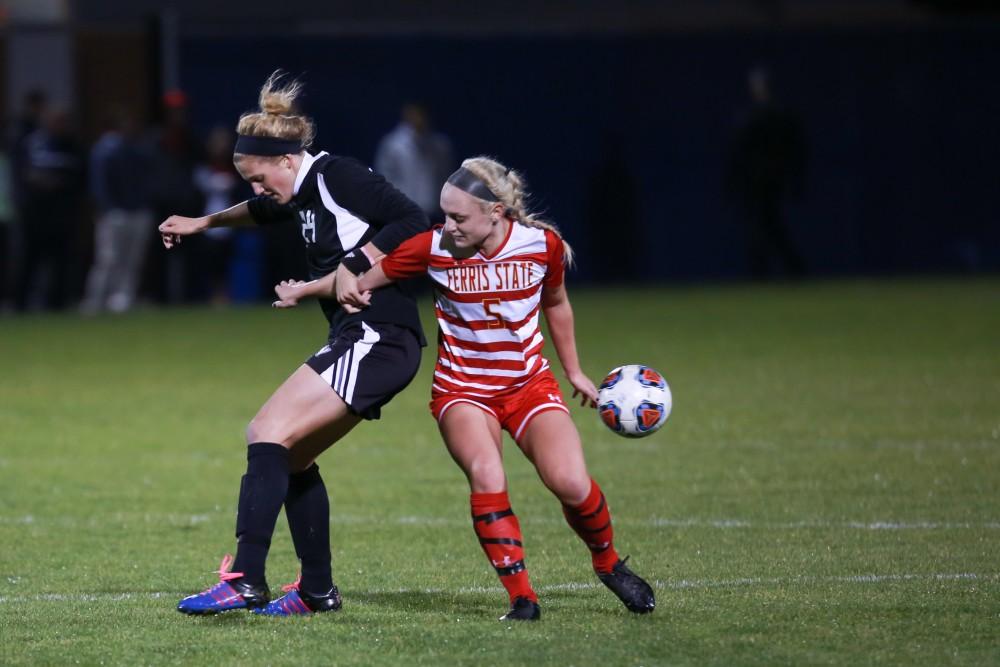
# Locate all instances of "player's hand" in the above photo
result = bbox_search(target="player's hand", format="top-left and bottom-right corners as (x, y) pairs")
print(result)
(272, 279), (306, 309)
(338, 291), (372, 314)
(335, 264), (371, 309)
(158, 215), (208, 249)
(567, 370), (599, 408)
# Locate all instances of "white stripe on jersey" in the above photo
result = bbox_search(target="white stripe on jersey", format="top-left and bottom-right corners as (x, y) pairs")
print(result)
(435, 291), (542, 326)
(438, 312), (541, 343)
(433, 358), (549, 391)
(443, 337), (542, 361)
(438, 356), (542, 378)
(432, 381), (495, 398)
(317, 173), (370, 251)
(425, 224), (555, 397)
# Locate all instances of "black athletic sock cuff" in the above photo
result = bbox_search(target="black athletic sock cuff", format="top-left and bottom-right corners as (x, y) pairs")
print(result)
(290, 463), (321, 480)
(288, 463), (323, 493)
(246, 442), (290, 462)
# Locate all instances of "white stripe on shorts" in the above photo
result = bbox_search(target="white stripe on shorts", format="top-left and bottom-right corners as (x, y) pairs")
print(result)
(344, 322), (381, 405)
(513, 402), (570, 441)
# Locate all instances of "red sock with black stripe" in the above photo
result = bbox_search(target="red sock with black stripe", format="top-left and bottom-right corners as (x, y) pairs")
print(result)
(470, 491), (537, 603)
(562, 478), (620, 574)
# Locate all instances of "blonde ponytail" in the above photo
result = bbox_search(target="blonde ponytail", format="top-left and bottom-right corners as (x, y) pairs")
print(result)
(460, 156), (575, 267)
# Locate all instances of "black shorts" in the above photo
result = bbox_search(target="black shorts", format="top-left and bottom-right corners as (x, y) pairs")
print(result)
(305, 321), (421, 420)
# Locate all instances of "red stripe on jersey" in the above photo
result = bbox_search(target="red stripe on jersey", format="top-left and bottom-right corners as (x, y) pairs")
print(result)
(443, 353), (534, 373)
(431, 366), (549, 397)
(440, 332), (534, 354)
(381, 224), (566, 401)
(437, 303), (541, 332)
(434, 359), (545, 389)
(434, 282), (542, 304)
(543, 231), (566, 288)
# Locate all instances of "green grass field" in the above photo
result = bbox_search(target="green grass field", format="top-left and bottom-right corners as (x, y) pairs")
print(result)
(1, 278), (998, 666)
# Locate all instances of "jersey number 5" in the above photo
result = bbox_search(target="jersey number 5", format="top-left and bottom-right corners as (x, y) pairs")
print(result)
(482, 298), (503, 329)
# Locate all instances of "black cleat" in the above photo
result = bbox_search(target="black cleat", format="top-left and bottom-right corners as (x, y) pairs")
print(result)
(499, 596), (541, 621)
(300, 586), (343, 612)
(596, 557), (655, 614)
(254, 574), (342, 616)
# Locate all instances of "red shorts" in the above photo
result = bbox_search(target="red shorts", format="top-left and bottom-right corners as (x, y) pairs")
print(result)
(430, 369), (571, 442)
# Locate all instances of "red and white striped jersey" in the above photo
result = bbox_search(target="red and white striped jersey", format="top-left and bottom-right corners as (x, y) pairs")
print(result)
(381, 223), (565, 399)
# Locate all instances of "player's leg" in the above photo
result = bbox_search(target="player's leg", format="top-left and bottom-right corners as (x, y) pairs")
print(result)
(178, 365), (356, 615)
(235, 363), (358, 576)
(253, 404), (361, 616)
(518, 409), (655, 614)
(253, 322), (421, 616)
(438, 402), (540, 621)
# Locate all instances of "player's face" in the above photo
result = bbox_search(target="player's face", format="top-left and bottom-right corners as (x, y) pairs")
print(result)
(441, 184), (502, 250)
(235, 155), (297, 204)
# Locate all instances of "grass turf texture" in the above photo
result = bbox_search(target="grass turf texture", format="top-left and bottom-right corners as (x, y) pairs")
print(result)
(0, 278), (998, 666)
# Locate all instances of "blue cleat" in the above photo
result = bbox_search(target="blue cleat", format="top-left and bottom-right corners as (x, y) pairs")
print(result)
(254, 573), (342, 616)
(177, 554), (270, 615)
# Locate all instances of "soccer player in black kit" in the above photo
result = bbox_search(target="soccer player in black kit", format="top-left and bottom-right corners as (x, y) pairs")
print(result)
(159, 72), (429, 616)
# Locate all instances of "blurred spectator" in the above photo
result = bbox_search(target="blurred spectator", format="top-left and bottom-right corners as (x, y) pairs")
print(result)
(727, 66), (807, 279)
(191, 126), (259, 303)
(11, 90), (48, 140)
(149, 90), (204, 303)
(81, 108), (156, 314)
(10, 90), (48, 205)
(13, 107), (85, 311)
(6, 90), (49, 310)
(374, 103), (454, 222)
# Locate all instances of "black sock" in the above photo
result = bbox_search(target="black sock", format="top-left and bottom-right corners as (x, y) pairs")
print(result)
(232, 442), (290, 585)
(285, 464), (333, 594)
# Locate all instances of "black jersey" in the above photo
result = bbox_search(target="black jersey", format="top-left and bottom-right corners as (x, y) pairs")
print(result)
(247, 151), (429, 344)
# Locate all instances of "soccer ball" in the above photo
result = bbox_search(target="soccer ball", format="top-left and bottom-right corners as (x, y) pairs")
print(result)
(597, 365), (672, 437)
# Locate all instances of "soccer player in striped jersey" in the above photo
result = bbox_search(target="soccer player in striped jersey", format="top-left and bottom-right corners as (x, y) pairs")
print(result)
(159, 72), (429, 616)
(275, 157), (655, 620)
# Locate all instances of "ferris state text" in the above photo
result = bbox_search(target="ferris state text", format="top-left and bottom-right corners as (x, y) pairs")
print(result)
(444, 261), (541, 294)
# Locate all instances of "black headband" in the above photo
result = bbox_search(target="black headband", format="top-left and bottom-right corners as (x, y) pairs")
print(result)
(233, 134), (303, 156)
(446, 167), (500, 202)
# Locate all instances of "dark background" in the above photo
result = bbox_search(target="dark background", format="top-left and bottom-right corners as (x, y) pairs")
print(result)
(178, 26), (999, 281)
(4, 0), (998, 292)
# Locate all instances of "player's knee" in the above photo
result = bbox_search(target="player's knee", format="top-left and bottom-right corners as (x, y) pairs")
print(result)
(466, 458), (506, 493)
(544, 471), (590, 506)
(246, 414), (290, 446)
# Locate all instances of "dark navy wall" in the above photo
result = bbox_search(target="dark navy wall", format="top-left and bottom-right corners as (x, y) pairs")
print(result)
(180, 25), (1000, 282)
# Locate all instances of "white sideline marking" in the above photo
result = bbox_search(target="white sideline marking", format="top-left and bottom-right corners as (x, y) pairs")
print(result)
(3, 514), (999, 531)
(0, 573), (992, 605)
(648, 518), (1000, 531)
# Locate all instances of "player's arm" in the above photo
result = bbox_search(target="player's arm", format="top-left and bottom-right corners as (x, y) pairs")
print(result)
(356, 263), (394, 293)
(332, 231), (432, 313)
(272, 271), (336, 309)
(321, 158), (430, 307)
(273, 258), (400, 311)
(159, 201), (261, 248)
(541, 283), (598, 408)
